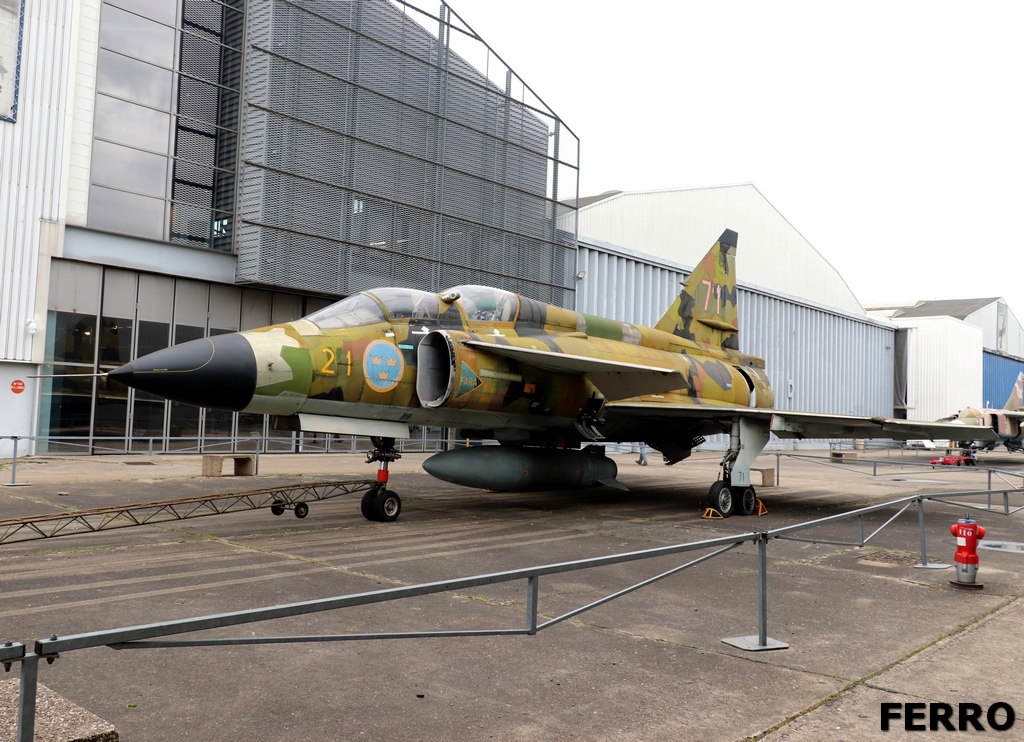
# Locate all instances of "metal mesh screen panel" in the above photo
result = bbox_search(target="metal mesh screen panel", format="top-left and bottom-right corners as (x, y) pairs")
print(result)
(237, 0), (579, 305)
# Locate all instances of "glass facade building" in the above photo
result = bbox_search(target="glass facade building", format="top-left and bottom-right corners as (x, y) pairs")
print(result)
(37, 0), (578, 453)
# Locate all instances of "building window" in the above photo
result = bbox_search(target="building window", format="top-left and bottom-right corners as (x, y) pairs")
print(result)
(88, 0), (244, 251)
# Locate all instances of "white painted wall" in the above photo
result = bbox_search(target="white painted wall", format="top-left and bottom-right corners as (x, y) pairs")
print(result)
(0, 362), (37, 458)
(965, 300), (1024, 359)
(0, 0), (76, 364)
(898, 316), (983, 421)
(65, 0), (101, 226)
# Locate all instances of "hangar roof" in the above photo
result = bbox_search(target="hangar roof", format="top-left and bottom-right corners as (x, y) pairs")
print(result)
(571, 184), (866, 315)
(871, 298), (1000, 320)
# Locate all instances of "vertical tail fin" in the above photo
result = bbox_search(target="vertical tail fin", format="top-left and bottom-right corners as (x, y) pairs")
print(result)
(654, 229), (739, 350)
(1006, 372), (1024, 411)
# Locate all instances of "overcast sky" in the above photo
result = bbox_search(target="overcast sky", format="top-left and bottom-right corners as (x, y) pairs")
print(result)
(448, 0), (1024, 319)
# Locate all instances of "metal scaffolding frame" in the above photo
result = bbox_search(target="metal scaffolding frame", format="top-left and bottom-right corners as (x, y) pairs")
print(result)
(0, 480), (375, 546)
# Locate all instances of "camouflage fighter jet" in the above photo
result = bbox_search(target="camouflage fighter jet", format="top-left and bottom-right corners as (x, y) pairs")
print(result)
(108, 230), (999, 521)
(941, 372), (1024, 453)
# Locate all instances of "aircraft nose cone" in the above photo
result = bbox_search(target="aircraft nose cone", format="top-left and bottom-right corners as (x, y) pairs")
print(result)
(108, 333), (258, 411)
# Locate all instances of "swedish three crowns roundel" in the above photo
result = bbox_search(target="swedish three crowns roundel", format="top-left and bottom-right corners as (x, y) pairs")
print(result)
(364, 339), (404, 393)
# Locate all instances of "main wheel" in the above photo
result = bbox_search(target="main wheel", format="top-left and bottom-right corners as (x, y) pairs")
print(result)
(294, 502), (309, 519)
(736, 486), (757, 516)
(707, 481), (733, 517)
(360, 490), (378, 520)
(371, 490), (402, 522)
(270, 500), (285, 516)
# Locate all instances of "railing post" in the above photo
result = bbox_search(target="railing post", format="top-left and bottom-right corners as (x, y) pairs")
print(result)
(16, 653), (39, 742)
(722, 534), (788, 651)
(775, 453), (780, 486)
(857, 514), (865, 546)
(758, 533), (768, 647)
(8, 436), (30, 487)
(918, 497), (928, 566)
(873, 461), (877, 477)
(526, 576), (539, 635)
(988, 469), (992, 492)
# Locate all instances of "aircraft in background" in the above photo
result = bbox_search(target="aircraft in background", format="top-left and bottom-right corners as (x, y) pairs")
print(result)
(943, 372), (1024, 453)
(107, 230), (999, 521)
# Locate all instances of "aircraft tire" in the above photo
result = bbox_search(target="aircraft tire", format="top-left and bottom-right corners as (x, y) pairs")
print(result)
(372, 490), (402, 522)
(736, 486), (757, 516)
(294, 502), (309, 519)
(360, 491), (378, 520)
(270, 500), (285, 516)
(707, 481), (733, 517)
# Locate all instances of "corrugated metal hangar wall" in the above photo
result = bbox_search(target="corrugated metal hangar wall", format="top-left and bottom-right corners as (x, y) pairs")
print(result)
(572, 186), (898, 449)
(576, 241), (895, 429)
(984, 350), (1024, 409)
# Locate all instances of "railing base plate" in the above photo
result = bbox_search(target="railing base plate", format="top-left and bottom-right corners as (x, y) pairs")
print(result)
(721, 636), (789, 651)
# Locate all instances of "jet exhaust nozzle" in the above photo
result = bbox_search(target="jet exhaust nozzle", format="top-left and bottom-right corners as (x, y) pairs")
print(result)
(107, 333), (258, 411)
(422, 446), (622, 492)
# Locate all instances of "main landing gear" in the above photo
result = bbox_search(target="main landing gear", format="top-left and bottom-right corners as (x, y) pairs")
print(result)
(706, 479), (757, 517)
(706, 416), (770, 518)
(362, 436), (402, 522)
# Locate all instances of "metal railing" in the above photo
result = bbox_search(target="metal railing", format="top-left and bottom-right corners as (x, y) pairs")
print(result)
(773, 451), (1024, 490)
(0, 435), (637, 488)
(0, 433), (459, 458)
(6, 482), (1024, 741)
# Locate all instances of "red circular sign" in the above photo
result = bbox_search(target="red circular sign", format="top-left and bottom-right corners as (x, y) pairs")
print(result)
(11, 380), (25, 394)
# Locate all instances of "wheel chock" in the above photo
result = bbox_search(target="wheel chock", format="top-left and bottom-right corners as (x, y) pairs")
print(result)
(702, 507), (724, 519)
(756, 499), (768, 516)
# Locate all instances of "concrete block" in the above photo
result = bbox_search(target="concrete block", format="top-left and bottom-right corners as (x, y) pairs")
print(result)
(201, 455), (224, 477)
(201, 455), (255, 477)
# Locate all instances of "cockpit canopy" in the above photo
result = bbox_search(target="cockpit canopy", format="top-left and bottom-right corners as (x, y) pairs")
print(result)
(303, 285), (520, 329)
(447, 285), (519, 324)
(304, 288), (440, 328)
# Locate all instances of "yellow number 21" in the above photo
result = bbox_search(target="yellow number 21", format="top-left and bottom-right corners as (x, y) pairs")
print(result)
(320, 348), (336, 376)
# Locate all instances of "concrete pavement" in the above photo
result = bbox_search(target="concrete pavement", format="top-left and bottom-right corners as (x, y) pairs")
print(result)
(1, 448), (1023, 740)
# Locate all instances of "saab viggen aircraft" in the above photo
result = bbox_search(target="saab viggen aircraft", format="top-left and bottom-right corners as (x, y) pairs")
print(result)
(108, 230), (999, 521)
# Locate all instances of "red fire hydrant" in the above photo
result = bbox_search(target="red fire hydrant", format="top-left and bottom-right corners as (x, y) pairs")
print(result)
(951, 517), (986, 586)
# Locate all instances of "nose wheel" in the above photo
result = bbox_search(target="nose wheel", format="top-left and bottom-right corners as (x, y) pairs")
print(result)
(361, 487), (402, 522)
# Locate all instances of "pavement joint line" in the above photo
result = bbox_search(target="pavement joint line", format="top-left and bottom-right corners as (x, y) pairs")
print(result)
(4, 557), (319, 601)
(854, 594), (1021, 687)
(860, 681), (941, 702)
(747, 595), (1024, 740)
(216, 536), (413, 589)
(743, 682), (857, 742)
(0, 490), (80, 511)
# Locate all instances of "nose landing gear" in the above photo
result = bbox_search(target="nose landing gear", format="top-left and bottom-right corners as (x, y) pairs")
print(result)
(363, 437), (403, 522)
